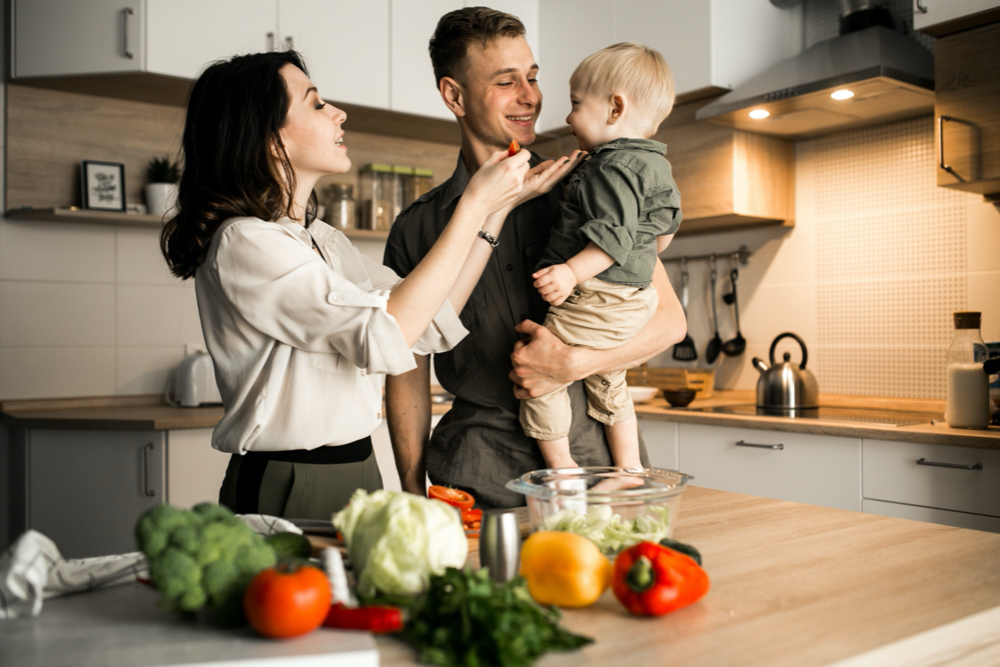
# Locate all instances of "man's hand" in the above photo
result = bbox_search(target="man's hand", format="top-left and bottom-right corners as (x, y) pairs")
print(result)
(510, 320), (591, 398)
(532, 263), (578, 306)
(511, 150), (585, 207)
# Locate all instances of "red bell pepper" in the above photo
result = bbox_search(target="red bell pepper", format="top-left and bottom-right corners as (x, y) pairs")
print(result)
(612, 541), (709, 616)
(323, 603), (403, 634)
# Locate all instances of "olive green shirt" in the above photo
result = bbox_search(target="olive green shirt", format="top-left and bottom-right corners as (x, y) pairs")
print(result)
(384, 152), (650, 509)
(539, 138), (682, 288)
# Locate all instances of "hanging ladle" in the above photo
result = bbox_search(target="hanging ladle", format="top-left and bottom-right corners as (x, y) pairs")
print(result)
(722, 267), (746, 356)
(705, 256), (723, 364)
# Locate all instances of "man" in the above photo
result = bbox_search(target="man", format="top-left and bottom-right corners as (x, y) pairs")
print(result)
(384, 7), (686, 508)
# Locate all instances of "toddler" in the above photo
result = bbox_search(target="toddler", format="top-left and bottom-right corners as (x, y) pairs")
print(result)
(521, 42), (682, 470)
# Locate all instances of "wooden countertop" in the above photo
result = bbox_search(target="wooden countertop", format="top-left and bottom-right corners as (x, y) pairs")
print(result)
(376, 486), (1000, 666)
(3, 390), (997, 450)
(635, 389), (1000, 449)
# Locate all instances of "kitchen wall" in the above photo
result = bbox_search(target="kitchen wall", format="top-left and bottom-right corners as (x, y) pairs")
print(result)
(0, 85), (460, 401)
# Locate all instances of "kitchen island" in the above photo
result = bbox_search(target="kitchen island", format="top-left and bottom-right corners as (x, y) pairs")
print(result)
(3, 486), (997, 666)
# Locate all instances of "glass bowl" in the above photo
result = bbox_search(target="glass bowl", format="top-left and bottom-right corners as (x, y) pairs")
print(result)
(506, 467), (693, 556)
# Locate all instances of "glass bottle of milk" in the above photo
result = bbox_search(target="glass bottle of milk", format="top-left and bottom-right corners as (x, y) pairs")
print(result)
(945, 311), (989, 429)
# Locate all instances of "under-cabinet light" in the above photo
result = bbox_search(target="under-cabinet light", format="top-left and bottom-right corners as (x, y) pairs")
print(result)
(831, 89), (855, 100)
(749, 109), (770, 119)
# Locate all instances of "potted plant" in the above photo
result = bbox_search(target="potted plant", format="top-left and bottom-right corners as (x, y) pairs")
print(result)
(145, 156), (181, 218)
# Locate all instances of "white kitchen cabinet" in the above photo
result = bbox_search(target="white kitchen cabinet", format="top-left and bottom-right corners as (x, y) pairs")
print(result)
(536, 0), (802, 133)
(862, 439), (1000, 531)
(862, 498), (1000, 533)
(914, 0), (1000, 36)
(677, 423), (862, 511)
(16, 429), (166, 559)
(165, 428), (230, 509)
(144, 0), (277, 80)
(12, 0), (146, 77)
(638, 419), (679, 470)
(390, 0), (463, 119)
(281, 0), (391, 109)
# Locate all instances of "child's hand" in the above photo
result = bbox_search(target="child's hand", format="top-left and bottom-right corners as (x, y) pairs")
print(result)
(514, 150), (586, 206)
(532, 263), (578, 306)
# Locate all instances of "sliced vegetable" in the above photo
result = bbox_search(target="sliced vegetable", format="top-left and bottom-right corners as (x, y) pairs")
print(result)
(428, 485), (475, 511)
(540, 504), (671, 554)
(243, 563), (331, 638)
(612, 541), (709, 617)
(508, 138), (520, 157)
(324, 603), (403, 634)
(519, 531), (612, 608)
(461, 508), (482, 535)
(659, 537), (702, 566)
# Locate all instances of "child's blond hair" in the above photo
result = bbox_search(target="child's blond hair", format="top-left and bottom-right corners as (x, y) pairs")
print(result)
(572, 42), (675, 136)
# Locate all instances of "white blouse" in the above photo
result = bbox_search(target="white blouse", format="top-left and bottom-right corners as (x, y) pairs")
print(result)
(195, 217), (468, 455)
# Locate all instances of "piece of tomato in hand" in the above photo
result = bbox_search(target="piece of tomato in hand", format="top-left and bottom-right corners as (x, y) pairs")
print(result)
(244, 564), (332, 639)
(428, 485), (475, 511)
(508, 138), (520, 157)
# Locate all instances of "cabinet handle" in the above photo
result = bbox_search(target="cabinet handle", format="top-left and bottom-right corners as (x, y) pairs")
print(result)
(144, 443), (156, 497)
(284, 36), (294, 50)
(736, 440), (784, 450)
(267, 32), (275, 51)
(122, 8), (135, 60)
(915, 0), (928, 14)
(938, 115), (957, 176)
(916, 457), (982, 471)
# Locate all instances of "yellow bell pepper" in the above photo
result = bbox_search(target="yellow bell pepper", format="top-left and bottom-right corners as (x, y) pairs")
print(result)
(519, 531), (612, 608)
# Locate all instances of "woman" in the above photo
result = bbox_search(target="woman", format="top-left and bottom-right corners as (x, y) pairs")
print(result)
(160, 51), (575, 519)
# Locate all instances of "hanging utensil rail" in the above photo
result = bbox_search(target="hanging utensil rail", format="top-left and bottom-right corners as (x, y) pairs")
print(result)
(660, 245), (752, 266)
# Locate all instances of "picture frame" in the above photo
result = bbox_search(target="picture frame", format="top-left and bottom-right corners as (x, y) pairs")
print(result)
(81, 160), (126, 212)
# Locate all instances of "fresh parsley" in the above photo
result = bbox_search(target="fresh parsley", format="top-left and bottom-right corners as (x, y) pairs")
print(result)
(401, 567), (593, 667)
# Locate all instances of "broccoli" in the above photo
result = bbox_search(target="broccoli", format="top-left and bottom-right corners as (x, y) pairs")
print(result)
(135, 502), (277, 624)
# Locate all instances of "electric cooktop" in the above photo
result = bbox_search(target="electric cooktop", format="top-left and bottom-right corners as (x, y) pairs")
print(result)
(683, 404), (942, 427)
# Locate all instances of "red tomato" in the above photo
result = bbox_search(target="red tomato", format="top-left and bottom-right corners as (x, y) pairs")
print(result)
(428, 485), (475, 511)
(461, 508), (483, 534)
(508, 138), (520, 157)
(244, 564), (332, 639)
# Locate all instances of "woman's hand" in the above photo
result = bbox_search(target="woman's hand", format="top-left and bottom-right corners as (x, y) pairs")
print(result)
(514, 150), (586, 207)
(463, 149), (530, 215)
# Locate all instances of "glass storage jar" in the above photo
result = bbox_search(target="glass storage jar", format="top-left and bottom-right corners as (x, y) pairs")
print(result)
(358, 163), (395, 231)
(325, 183), (356, 230)
(945, 311), (990, 429)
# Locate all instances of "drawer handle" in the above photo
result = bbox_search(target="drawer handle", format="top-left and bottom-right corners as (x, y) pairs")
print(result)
(916, 457), (982, 471)
(736, 440), (784, 450)
(144, 443), (156, 497)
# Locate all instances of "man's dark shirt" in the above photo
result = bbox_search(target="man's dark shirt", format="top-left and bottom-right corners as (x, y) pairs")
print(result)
(383, 152), (649, 508)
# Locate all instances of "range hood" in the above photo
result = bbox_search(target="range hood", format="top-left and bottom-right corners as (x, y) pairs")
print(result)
(696, 2), (934, 138)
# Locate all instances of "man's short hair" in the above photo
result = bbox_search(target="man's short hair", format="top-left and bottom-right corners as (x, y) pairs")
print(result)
(429, 6), (526, 85)
(573, 42), (676, 135)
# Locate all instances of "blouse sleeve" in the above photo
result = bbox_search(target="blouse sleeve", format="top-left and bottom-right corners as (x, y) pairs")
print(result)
(215, 221), (417, 376)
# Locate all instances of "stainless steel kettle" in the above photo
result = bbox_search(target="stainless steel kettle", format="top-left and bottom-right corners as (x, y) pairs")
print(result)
(752, 333), (819, 410)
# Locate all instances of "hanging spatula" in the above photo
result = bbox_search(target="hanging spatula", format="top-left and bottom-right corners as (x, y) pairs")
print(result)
(673, 260), (698, 361)
(705, 260), (723, 364)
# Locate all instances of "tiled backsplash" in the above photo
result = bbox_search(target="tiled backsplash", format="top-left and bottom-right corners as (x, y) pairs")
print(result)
(658, 115), (1000, 399)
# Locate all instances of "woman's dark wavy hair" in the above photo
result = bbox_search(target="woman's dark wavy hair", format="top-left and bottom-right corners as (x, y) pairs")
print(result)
(161, 50), (317, 279)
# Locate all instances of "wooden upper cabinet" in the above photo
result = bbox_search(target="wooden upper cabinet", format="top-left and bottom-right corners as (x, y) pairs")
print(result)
(537, 0), (802, 134)
(655, 101), (795, 235)
(935, 21), (1000, 196)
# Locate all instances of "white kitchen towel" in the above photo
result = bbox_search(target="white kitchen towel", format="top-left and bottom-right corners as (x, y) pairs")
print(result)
(0, 514), (301, 620)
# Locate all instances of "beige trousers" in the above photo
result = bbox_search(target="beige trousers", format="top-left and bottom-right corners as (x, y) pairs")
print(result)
(520, 277), (658, 441)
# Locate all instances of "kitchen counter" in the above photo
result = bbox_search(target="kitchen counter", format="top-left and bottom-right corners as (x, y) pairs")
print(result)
(635, 389), (1000, 449)
(4, 486), (998, 666)
(379, 485), (1000, 666)
(3, 390), (996, 450)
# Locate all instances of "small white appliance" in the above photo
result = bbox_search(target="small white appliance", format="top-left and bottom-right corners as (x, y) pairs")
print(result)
(168, 351), (222, 408)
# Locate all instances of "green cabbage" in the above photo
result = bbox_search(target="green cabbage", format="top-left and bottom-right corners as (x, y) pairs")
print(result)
(333, 489), (468, 598)
(539, 504), (671, 554)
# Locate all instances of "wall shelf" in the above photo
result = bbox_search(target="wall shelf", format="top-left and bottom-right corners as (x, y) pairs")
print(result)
(6, 207), (164, 227)
(6, 207), (394, 242)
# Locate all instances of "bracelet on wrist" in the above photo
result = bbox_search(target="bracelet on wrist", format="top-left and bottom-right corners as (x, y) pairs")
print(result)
(477, 229), (500, 249)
